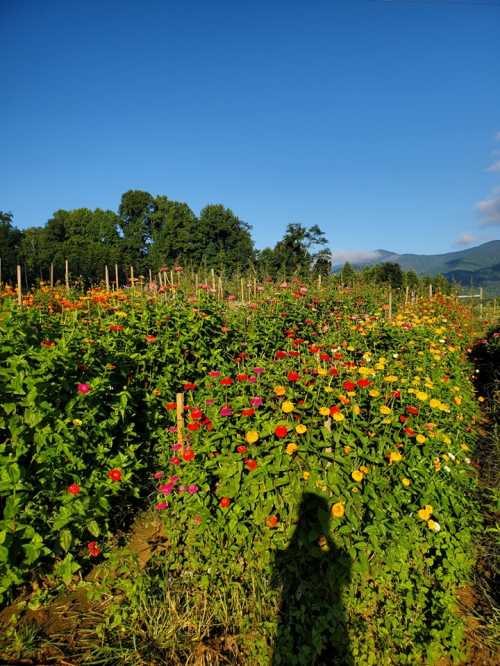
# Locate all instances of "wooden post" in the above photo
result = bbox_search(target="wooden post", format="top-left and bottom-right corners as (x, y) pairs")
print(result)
(429, 283), (433, 299)
(480, 287), (483, 317)
(388, 287), (392, 321)
(65, 259), (69, 292)
(317, 274), (321, 289)
(405, 285), (409, 306)
(211, 268), (216, 292)
(218, 276), (223, 301)
(17, 265), (22, 305)
(50, 262), (54, 288)
(130, 266), (135, 292)
(176, 392), (184, 457)
(195, 273), (199, 293)
(105, 265), (110, 291)
(240, 277), (244, 303)
(253, 277), (257, 299)
(149, 268), (152, 284)
(114, 264), (119, 290)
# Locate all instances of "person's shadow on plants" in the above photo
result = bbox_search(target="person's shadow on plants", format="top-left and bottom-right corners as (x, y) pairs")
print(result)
(272, 493), (352, 666)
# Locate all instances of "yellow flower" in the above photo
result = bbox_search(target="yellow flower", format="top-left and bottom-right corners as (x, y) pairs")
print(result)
(319, 406), (330, 416)
(331, 502), (345, 518)
(417, 505), (433, 521)
(369, 389), (380, 398)
(72, 419), (83, 426)
(380, 405), (392, 415)
(295, 423), (307, 435)
(359, 465), (369, 474)
(416, 391), (428, 402)
(333, 412), (345, 422)
(343, 446), (351, 455)
(427, 519), (441, 532)
(387, 451), (403, 464)
(317, 367), (327, 377)
(352, 404), (360, 416)
(478, 396), (485, 403)
(433, 457), (441, 471)
(384, 375), (398, 382)
(274, 385), (286, 396)
(351, 470), (364, 482)
(429, 398), (440, 409)
(324, 386), (334, 393)
(286, 442), (298, 455)
(416, 434), (427, 444)
(282, 400), (294, 414)
(302, 471), (310, 480)
(454, 396), (462, 406)
(245, 431), (259, 445)
(401, 477), (411, 487)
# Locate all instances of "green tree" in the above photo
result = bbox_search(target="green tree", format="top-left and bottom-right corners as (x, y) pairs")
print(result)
(341, 261), (356, 285)
(197, 204), (255, 273)
(118, 190), (155, 273)
(149, 197), (200, 270)
(271, 224), (328, 277)
(0, 211), (22, 284)
(373, 262), (403, 289)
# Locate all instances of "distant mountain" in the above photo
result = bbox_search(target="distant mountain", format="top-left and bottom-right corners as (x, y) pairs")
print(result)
(337, 241), (500, 295)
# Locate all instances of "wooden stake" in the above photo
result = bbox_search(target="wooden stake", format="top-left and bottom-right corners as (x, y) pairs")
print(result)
(130, 266), (134, 290)
(17, 265), (22, 306)
(211, 268), (216, 292)
(240, 278), (244, 303)
(105, 265), (110, 291)
(149, 268), (152, 284)
(405, 285), (409, 306)
(65, 259), (69, 292)
(50, 262), (54, 288)
(388, 287), (392, 321)
(176, 392), (184, 456)
(429, 283), (433, 299)
(114, 264), (119, 290)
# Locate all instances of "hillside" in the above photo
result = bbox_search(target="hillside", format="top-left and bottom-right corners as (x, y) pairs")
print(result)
(342, 241), (500, 294)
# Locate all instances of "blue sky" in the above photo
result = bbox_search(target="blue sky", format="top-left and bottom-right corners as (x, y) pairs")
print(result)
(2, 0), (499, 261)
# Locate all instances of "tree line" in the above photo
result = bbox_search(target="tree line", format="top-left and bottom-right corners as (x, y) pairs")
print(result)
(0, 190), (331, 286)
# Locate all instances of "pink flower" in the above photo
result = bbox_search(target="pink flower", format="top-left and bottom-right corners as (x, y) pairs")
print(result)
(159, 483), (174, 495)
(170, 456), (181, 465)
(220, 405), (233, 417)
(155, 502), (169, 510)
(188, 484), (199, 495)
(153, 471), (164, 480)
(77, 383), (90, 394)
(171, 443), (182, 451)
(248, 376), (257, 383)
(253, 367), (264, 375)
(206, 399), (214, 406)
(168, 426), (177, 433)
(250, 397), (263, 407)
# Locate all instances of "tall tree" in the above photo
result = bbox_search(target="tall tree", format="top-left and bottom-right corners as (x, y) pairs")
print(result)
(270, 224), (329, 277)
(197, 204), (255, 273)
(118, 190), (155, 273)
(0, 211), (22, 283)
(149, 196), (200, 270)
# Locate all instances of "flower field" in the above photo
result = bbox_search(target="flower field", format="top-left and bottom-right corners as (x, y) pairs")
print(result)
(0, 282), (497, 664)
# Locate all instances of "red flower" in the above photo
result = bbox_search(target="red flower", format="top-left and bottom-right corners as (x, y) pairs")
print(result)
(109, 324), (124, 332)
(187, 422), (200, 431)
(87, 541), (101, 557)
(275, 425), (288, 438)
(41, 339), (55, 347)
(404, 427), (416, 437)
(236, 373), (248, 382)
(183, 450), (195, 462)
(399, 415), (408, 423)
(329, 367), (339, 376)
(357, 378), (371, 388)
(165, 402), (176, 410)
(190, 408), (203, 420)
(343, 381), (356, 392)
(287, 371), (299, 382)
(406, 406), (419, 416)
(266, 515), (279, 528)
(289, 350), (300, 358)
(170, 456), (181, 465)
(220, 377), (233, 386)
(107, 468), (122, 482)
(329, 405), (341, 415)
(208, 371), (221, 378)
(219, 497), (231, 509)
(392, 391), (401, 399)
(244, 459), (258, 471)
(236, 445), (248, 454)
(275, 351), (288, 359)
(145, 335), (157, 343)
(320, 353), (330, 362)
(67, 483), (81, 495)
(242, 408), (255, 417)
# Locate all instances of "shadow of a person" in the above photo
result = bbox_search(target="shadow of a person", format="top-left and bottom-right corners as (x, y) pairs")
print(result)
(271, 493), (352, 666)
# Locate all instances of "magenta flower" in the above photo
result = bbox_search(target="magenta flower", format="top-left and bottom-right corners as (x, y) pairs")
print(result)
(248, 376), (257, 383)
(253, 367), (264, 375)
(220, 405), (233, 417)
(171, 443), (182, 451)
(169, 475), (179, 484)
(250, 396), (263, 407)
(168, 426), (177, 433)
(159, 483), (174, 495)
(188, 484), (199, 495)
(206, 399), (214, 406)
(77, 383), (90, 394)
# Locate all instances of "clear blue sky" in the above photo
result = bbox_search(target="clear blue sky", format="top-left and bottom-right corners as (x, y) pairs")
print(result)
(2, 0), (499, 259)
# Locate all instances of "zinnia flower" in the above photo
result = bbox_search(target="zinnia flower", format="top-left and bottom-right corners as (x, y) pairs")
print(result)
(107, 468), (122, 482)
(331, 502), (345, 518)
(77, 383), (90, 394)
(245, 431), (259, 444)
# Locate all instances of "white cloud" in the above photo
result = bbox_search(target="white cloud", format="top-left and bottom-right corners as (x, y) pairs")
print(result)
(331, 250), (387, 266)
(477, 192), (500, 225)
(486, 160), (500, 172)
(454, 233), (477, 246)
